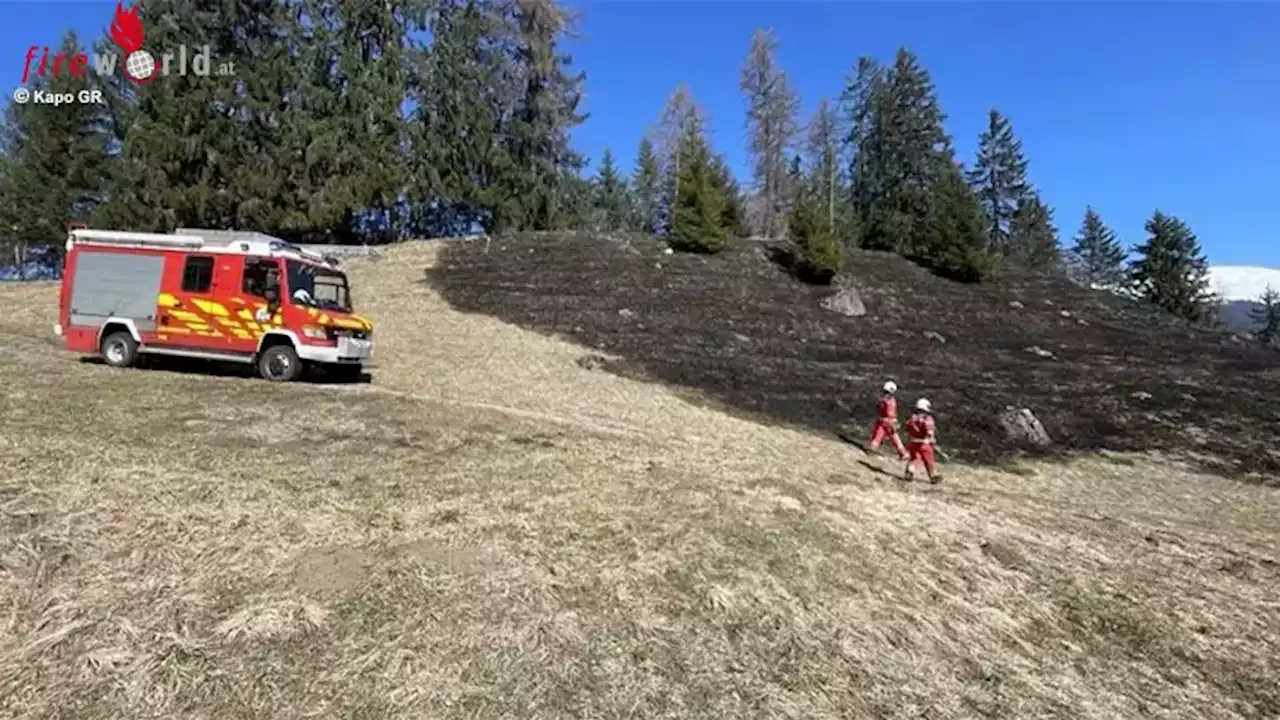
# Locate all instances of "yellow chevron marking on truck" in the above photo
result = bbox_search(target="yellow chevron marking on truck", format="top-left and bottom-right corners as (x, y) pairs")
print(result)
(237, 309), (254, 320)
(331, 317), (366, 330)
(170, 309), (203, 323)
(216, 317), (241, 328)
(191, 299), (229, 316)
(158, 293), (180, 308)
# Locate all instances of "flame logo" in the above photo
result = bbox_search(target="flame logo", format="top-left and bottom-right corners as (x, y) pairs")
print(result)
(109, 2), (145, 54)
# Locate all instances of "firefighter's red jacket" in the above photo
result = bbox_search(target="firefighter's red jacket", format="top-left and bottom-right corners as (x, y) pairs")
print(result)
(877, 396), (898, 422)
(905, 412), (936, 445)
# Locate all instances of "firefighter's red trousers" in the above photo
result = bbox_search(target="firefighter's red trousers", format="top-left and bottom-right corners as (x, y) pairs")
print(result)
(869, 419), (907, 457)
(906, 442), (938, 477)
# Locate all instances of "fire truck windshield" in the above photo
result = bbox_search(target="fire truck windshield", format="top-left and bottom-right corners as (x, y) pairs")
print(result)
(286, 260), (351, 313)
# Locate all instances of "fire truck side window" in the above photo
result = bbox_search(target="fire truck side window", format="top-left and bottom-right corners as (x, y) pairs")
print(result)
(242, 257), (278, 297)
(181, 256), (214, 293)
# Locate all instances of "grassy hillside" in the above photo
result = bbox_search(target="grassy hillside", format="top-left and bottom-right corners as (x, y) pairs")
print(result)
(431, 232), (1280, 477)
(2, 242), (1278, 719)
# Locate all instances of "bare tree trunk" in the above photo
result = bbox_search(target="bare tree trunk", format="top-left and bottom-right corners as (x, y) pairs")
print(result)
(14, 240), (28, 281)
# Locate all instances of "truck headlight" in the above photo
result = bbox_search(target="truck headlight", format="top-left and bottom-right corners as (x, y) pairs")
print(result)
(302, 325), (328, 340)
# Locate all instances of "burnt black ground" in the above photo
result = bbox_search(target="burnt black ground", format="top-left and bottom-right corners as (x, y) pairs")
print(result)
(427, 232), (1280, 479)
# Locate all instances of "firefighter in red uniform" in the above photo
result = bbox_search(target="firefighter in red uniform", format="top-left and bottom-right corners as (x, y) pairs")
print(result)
(904, 398), (942, 483)
(868, 380), (908, 460)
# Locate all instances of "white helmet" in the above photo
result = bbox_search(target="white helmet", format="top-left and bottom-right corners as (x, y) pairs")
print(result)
(915, 398), (932, 413)
(882, 381), (897, 394)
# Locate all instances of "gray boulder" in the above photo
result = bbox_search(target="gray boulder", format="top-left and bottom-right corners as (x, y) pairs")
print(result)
(820, 287), (867, 317)
(999, 407), (1052, 446)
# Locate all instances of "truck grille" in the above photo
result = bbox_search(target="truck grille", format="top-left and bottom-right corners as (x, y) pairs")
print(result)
(328, 327), (369, 341)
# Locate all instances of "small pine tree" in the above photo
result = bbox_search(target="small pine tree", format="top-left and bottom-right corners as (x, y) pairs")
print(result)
(669, 120), (727, 253)
(1129, 210), (1217, 324)
(787, 179), (843, 283)
(1007, 195), (1061, 272)
(593, 148), (631, 231)
(926, 163), (998, 283)
(1069, 206), (1127, 289)
(632, 137), (660, 233)
(710, 154), (750, 238)
(1252, 285), (1280, 345)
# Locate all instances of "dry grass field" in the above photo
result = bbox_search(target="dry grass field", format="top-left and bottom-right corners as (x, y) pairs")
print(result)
(1, 241), (1278, 719)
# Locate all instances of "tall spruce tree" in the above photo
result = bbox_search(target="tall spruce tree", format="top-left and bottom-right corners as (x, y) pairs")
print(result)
(631, 137), (660, 233)
(740, 29), (799, 239)
(839, 56), (886, 248)
(1252, 286), (1280, 345)
(1129, 210), (1217, 324)
(1069, 206), (1127, 288)
(857, 48), (953, 256)
(0, 29), (113, 272)
(503, 0), (587, 232)
(967, 109), (1030, 255)
(1007, 194), (1061, 272)
(408, 0), (515, 235)
(94, 0), (280, 233)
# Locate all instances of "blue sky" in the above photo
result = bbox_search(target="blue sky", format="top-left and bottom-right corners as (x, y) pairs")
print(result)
(5, 1), (1277, 267)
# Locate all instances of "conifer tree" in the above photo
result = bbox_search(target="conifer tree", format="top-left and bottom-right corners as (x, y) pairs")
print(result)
(0, 29), (113, 272)
(1068, 206), (1127, 289)
(925, 162), (997, 283)
(1247, 286), (1280, 345)
(787, 177), (843, 282)
(1007, 194), (1061, 272)
(504, 0), (587, 232)
(805, 98), (841, 242)
(408, 0), (513, 235)
(669, 114), (727, 253)
(857, 48), (953, 256)
(709, 154), (750, 238)
(631, 137), (660, 232)
(967, 109), (1030, 255)
(94, 0), (280, 232)
(840, 56), (886, 248)
(740, 29), (799, 238)
(592, 148), (630, 230)
(652, 84), (701, 236)
(1129, 210), (1217, 324)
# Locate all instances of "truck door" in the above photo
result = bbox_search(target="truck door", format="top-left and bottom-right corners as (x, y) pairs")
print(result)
(233, 256), (285, 347)
(156, 253), (234, 351)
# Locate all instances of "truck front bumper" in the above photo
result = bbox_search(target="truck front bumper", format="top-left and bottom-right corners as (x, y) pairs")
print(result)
(296, 337), (372, 365)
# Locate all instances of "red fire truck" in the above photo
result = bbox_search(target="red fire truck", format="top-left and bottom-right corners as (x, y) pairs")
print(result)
(55, 227), (373, 381)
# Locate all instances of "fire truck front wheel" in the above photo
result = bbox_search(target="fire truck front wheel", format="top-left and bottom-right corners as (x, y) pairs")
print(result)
(100, 330), (139, 369)
(257, 343), (303, 382)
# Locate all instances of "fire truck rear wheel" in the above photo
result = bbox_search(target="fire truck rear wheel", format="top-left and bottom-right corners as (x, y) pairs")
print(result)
(258, 344), (303, 382)
(101, 330), (138, 368)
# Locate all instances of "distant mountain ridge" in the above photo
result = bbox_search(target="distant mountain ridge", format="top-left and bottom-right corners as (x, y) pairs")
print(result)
(1209, 265), (1278, 333)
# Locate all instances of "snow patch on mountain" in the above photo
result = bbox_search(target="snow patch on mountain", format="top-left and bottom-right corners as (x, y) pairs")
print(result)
(1208, 266), (1280, 302)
